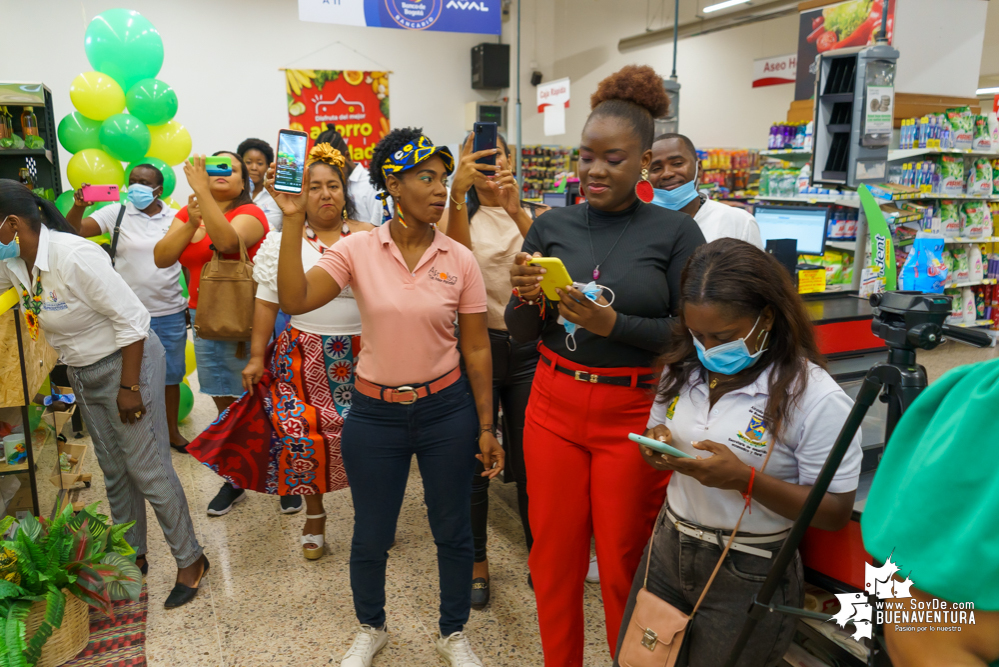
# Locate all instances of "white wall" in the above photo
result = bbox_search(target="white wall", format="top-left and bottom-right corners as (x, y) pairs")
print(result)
(504, 0), (800, 151)
(894, 0), (988, 97)
(0, 0), (503, 198)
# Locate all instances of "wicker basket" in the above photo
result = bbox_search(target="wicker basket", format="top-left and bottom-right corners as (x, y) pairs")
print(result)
(24, 590), (90, 667)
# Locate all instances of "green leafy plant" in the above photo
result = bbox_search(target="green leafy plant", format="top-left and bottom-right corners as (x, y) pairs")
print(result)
(0, 502), (140, 667)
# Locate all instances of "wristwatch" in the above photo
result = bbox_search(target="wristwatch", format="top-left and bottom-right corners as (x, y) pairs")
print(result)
(120, 384), (140, 392)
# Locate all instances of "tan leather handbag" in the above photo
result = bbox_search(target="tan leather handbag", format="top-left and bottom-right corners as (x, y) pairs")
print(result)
(618, 443), (776, 667)
(193, 236), (256, 343)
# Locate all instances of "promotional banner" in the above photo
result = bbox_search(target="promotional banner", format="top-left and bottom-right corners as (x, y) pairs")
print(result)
(298, 0), (501, 35)
(285, 70), (389, 168)
(753, 54), (796, 88)
(794, 0), (895, 100)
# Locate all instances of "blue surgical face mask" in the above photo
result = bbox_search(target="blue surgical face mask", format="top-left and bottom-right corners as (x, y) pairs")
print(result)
(0, 216), (19, 261)
(559, 281), (616, 352)
(691, 314), (769, 376)
(128, 184), (158, 210)
(651, 164), (699, 211)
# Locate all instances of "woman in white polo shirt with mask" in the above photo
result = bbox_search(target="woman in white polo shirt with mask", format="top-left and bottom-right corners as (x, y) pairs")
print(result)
(614, 238), (862, 666)
(67, 164), (190, 453)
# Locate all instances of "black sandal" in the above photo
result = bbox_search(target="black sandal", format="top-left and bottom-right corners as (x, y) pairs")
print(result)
(169, 441), (188, 454)
(164, 555), (210, 609)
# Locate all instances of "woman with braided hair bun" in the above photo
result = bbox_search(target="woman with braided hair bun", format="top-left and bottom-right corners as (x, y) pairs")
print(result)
(186, 144), (374, 559)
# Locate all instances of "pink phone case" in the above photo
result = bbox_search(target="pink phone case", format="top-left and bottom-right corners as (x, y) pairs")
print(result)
(81, 185), (119, 202)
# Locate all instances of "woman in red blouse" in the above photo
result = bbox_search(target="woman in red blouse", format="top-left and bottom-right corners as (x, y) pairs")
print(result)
(154, 151), (270, 516)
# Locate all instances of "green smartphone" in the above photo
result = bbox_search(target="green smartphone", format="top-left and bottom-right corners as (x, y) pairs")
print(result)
(527, 256), (573, 301)
(629, 433), (696, 459)
(188, 155), (232, 176)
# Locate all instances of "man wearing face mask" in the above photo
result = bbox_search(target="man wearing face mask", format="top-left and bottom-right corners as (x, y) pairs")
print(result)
(67, 165), (191, 453)
(649, 133), (763, 249)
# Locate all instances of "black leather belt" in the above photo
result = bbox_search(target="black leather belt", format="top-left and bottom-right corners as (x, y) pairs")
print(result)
(540, 355), (656, 388)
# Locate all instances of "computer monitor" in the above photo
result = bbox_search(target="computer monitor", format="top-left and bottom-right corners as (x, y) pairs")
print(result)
(543, 192), (567, 207)
(753, 205), (830, 256)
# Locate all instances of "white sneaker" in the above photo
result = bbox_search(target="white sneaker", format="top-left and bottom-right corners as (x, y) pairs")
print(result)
(340, 625), (388, 667)
(435, 631), (483, 667)
(585, 555), (599, 583)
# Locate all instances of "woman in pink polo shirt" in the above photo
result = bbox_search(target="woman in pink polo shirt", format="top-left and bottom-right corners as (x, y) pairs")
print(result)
(275, 128), (504, 667)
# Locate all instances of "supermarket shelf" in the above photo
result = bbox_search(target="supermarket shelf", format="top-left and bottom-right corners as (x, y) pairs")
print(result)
(899, 236), (999, 246)
(946, 278), (998, 289)
(952, 320), (994, 328)
(0, 148), (53, 162)
(756, 195), (860, 207)
(760, 149), (812, 157)
(888, 147), (999, 161)
(826, 240), (858, 251)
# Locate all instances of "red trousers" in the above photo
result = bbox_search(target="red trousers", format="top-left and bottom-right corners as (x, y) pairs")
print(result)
(525, 346), (670, 667)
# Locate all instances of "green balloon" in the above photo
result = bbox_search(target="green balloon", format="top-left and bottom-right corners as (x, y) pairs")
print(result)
(178, 382), (194, 422)
(99, 113), (151, 162)
(57, 112), (102, 153)
(84, 9), (164, 92)
(54, 191), (76, 216)
(126, 157), (176, 198)
(125, 78), (178, 126)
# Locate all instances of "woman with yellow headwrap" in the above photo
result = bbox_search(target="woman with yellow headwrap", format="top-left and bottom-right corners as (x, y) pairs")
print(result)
(186, 144), (375, 560)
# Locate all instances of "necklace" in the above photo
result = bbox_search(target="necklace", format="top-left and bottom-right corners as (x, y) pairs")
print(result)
(585, 204), (638, 281)
(20, 273), (43, 341)
(304, 223), (350, 254)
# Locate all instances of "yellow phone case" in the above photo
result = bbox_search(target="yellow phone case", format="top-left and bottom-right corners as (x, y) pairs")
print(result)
(528, 257), (573, 301)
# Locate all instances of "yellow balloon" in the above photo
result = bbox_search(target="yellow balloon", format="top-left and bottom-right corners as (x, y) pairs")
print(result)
(163, 195), (181, 210)
(146, 120), (192, 166)
(69, 71), (125, 121)
(66, 148), (125, 189)
(185, 340), (196, 377)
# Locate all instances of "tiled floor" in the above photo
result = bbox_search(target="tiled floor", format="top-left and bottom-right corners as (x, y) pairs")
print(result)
(72, 369), (612, 667)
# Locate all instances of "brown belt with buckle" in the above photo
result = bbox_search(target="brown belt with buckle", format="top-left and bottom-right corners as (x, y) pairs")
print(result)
(539, 354), (656, 388)
(354, 367), (462, 404)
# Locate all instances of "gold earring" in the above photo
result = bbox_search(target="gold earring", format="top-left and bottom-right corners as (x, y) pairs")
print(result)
(342, 207), (348, 221)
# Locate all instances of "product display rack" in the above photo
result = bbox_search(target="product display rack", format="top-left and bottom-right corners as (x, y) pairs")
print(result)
(0, 83), (62, 200)
(519, 145), (576, 199)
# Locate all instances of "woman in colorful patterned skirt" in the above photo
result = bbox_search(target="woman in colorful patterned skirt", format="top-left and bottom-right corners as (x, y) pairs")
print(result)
(187, 144), (374, 558)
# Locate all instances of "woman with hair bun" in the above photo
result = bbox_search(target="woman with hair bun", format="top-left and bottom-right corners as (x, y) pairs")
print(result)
(506, 65), (705, 665)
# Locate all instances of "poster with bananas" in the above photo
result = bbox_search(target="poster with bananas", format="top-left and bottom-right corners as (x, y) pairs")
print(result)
(285, 69), (390, 167)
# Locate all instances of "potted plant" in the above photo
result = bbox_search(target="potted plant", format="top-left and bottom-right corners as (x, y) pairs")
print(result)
(0, 502), (141, 667)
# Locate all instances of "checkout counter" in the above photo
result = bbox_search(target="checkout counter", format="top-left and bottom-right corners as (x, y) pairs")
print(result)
(801, 292), (887, 593)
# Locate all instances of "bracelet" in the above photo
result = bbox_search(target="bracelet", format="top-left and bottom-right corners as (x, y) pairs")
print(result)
(449, 193), (465, 211)
(479, 425), (496, 437)
(741, 466), (756, 514)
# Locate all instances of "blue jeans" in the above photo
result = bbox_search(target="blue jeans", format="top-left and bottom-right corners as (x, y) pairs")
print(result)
(341, 375), (479, 636)
(149, 310), (187, 386)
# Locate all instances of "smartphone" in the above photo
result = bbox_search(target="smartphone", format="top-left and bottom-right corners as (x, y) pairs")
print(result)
(274, 128), (309, 194)
(527, 256), (573, 301)
(629, 433), (696, 459)
(80, 184), (119, 202)
(473, 121), (498, 166)
(187, 156), (232, 176)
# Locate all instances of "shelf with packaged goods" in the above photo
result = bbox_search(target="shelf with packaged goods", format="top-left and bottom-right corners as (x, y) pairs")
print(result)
(825, 240), (858, 252)
(897, 235), (999, 247)
(755, 195), (860, 208)
(945, 278), (998, 289)
(759, 149), (812, 157)
(0, 148), (53, 162)
(888, 147), (999, 162)
(951, 320), (994, 328)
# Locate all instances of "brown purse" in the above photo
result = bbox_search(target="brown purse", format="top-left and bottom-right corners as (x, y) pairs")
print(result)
(618, 444), (776, 667)
(193, 236), (257, 343)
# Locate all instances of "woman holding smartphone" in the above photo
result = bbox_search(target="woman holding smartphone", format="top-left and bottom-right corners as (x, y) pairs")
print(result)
(615, 238), (862, 666)
(277, 127), (503, 667)
(154, 152), (275, 516)
(185, 144), (373, 558)
(444, 133), (537, 607)
(505, 65), (705, 666)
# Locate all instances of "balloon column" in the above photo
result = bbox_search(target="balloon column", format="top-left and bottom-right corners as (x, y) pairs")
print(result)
(58, 9), (189, 207)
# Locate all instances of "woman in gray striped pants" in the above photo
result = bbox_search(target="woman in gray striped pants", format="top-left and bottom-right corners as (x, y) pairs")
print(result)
(0, 180), (207, 609)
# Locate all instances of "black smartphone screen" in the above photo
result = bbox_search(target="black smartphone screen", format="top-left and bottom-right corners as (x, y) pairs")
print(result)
(473, 121), (498, 166)
(275, 130), (308, 193)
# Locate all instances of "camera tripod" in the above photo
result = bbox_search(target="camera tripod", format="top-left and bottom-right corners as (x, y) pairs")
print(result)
(720, 292), (993, 667)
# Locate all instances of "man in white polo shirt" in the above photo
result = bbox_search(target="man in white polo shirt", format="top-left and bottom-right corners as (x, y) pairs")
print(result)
(649, 133), (763, 249)
(66, 164), (190, 453)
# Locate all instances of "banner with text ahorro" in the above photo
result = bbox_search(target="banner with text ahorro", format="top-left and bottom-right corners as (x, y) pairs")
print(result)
(285, 70), (389, 168)
(298, 0), (500, 35)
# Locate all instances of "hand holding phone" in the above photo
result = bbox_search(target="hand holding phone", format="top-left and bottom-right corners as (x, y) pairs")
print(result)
(527, 256), (573, 301)
(274, 129), (309, 194)
(629, 432), (696, 459)
(473, 121), (498, 166)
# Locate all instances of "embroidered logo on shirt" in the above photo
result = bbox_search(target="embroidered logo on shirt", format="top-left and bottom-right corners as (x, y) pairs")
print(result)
(428, 266), (458, 285)
(665, 395), (679, 420)
(737, 412), (768, 447)
(41, 290), (68, 312)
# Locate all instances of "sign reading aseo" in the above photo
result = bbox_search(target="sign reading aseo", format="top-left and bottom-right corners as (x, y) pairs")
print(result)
(537, 78), (570, 113)
(753, 54), (797, 88)
(298, 0), (501, 35)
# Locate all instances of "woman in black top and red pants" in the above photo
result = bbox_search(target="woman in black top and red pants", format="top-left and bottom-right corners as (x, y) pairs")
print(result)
(505, 65), (704, 667)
